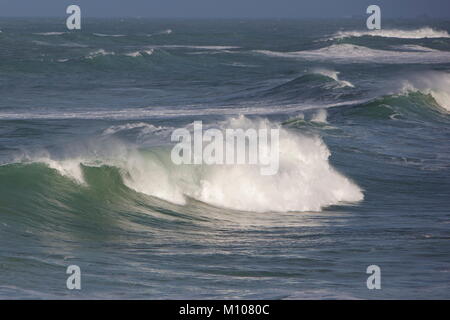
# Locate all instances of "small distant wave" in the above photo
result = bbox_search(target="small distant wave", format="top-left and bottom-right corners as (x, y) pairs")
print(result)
(32, 40), (51, 46)
(157, 45), (239, 50)
(33, 32), (66, 36)
(85, 49), (115, 59)
(93, 33), (126, 37)
(224, 62), (259, 68)
(31, 40), (88, 48)
(102, 122), (172, 136)
(329, 27), (450, 40)
(79, 45), (238, 60)
(390, 44), (439, 52)
(59, 42), (88, 48)
(310, 68), (354, 87)
(124, 49), (154, 57)
(0, 100), (366, 120)
(84, 48), (154, 59)
(255, 44), (450, 64)
(147, 29), (173, 36)
(159, 29), (172, 35)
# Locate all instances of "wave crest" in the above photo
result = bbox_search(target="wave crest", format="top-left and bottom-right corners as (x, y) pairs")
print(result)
(330, 27), (450, 39)
(255, 44), (450, 64)
(401, 72), (450, 112)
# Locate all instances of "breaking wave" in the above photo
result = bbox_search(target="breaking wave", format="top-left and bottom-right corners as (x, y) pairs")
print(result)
(6, 116), (364, 213)
(400, 72), (450, 112)
(255, 44), (450, 64)
(310, 68), (354, 87)
(329, 27), (450, 39)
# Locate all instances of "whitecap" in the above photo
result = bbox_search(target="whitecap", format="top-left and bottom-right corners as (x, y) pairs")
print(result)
(329, 27), (450, 40)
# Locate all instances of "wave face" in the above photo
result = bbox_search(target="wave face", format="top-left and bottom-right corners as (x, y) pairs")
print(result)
(1, 18), (450, 300)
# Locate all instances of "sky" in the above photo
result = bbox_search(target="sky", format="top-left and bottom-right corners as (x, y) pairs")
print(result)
(0, 0), (449, 18)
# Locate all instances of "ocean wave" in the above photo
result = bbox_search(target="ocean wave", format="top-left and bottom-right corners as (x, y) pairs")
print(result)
(81, 49), (155, 59)
(329, 27), (450, 39)
(0, 100), (366, 120)
(59, 42), (88, 48)
(390, 44), (439, 52)
(9, 116), (364, 213)
(155, 45), (239, 50)
(33, 32), (66, 36)
(310, 68), (354, 87)
(400, 72), (450, 112)
(255, 44), (450, 64)
(124, 49), (154, 57)
(92, 33), (126, 37)
(310, 109), (328, 123)
(148, 29), (173, 36)
(85, 49), (115, 59)
(338, 73), (450, 120)
(260, 69), (357, 103)
(102, 122), (173, 138)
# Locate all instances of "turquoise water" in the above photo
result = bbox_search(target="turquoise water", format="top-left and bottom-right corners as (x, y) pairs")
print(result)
(0, 18), (449, 299)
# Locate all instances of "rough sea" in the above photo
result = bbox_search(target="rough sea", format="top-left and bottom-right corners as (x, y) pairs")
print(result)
(0, 18), (449, 299)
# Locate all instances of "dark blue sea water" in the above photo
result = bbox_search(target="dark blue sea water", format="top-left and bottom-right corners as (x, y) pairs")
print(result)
(0, 18), (449, 299)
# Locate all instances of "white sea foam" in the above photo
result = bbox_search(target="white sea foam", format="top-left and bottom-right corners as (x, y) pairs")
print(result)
(81, 45), (237, 60)
(85, 49), (115, 59)
(39, 157), (85, 184)
(123, 116), (363, 212)
(310, 109), (328, 123)
(33, 32), (66, 36)
(124, 49), (154, 57)
(329, 27), (450, 40)
(0, 100), (367, 121)
(391, 45), (438, 52)
(102, 122), (171, 136)
(255, 44), (450, 64)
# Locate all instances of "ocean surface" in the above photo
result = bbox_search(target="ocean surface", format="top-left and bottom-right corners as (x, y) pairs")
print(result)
(0, 18), (449, 299)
